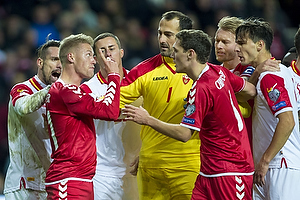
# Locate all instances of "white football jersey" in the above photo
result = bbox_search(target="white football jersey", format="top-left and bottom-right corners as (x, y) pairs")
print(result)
(288, 60), (300, 110)
(4, 75), (51, 193)
(253, 64), (300, 169)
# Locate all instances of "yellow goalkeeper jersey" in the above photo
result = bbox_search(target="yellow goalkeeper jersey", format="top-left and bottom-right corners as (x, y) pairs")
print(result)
(121, 54), (200, 169)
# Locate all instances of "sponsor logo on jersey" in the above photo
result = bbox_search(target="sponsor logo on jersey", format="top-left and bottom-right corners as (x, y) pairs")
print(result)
(267, 83), (280, 102)
(182, 116), (195, 124)
(185, 104), (195, 116)
(153, 76), (168, 81)
(272, 101), (286, 111)
(215, 70), (226, 89)
(182, 75), (190, 85)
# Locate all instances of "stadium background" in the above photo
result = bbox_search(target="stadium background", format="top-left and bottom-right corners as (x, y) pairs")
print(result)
(0, 0), (299, 197)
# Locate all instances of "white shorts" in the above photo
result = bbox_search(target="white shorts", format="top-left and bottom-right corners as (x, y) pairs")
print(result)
(93, 175), (124, 200)
(253, 167), (300, 200)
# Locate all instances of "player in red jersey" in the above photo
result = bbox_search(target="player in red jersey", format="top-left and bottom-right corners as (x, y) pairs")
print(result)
(214, 16), (255, 148)
(214, 16), (280, 151)
(123, 29), (256, 200)
(45, 33), (121, 200)
(120, 11), (199, 199)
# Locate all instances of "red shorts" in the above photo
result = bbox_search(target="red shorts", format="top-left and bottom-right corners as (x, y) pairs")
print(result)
(46, 179), (94, 200)
(191, 174), (253, 200)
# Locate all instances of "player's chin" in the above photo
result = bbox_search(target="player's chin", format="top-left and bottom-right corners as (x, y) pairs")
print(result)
(216, 56), (225, 63)
(160, 50), (171, 57)
(51, 76), (59, 83)
(87, 69), (95, 78)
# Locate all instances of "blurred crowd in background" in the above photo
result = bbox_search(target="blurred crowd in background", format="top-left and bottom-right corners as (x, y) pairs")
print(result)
(0, 0), (299, 194)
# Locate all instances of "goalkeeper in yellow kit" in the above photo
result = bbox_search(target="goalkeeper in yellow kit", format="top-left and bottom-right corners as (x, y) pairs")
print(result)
(120, 11), (200, 199)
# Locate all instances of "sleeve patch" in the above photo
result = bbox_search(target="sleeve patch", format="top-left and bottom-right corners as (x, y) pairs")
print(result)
(182, 116), (195, 125)
(272, 101), (287, 111)
(268, 87), (280, 103)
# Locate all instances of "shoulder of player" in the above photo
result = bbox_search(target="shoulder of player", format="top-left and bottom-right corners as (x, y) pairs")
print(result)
(122, 54), (162, 85)
(260, 64), (289, 80)
(48, 81), (80, 96)
(10, 80), (34, 96)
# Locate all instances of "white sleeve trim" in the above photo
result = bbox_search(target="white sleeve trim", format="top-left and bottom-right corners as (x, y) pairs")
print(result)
(180, 123), (200, 132)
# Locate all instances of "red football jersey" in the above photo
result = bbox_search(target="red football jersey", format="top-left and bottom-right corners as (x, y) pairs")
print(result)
(180, 63), (254, 176)
(45, 74), (120, 184)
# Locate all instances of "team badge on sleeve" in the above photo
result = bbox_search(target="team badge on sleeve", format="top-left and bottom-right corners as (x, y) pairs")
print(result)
(267, 83), (280, 103)
(185, 104), (195, 116)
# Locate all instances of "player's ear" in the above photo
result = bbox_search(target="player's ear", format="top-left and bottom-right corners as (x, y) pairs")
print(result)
(37, 58), (43, 69)
(256, 40), (264, 51)
(120, 49), (124, 58)
(187, 49), (195, 60)
(67, 53), (74, 63)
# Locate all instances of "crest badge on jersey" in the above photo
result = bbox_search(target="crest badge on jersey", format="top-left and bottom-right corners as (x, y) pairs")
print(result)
(268, 89), (280, 102)
(267, 83), (280, 103)
(182, 75), (190, 85)
(185, 104), (195, 116)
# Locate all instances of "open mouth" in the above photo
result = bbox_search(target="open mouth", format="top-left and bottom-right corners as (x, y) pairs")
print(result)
(160, 44), (169, 50)
(51, 70), (61, 78)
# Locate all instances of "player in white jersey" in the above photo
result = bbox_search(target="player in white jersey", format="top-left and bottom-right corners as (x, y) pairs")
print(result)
(236, 18), (300, 200)
(4, 40), (61, 200)
(287, 28), (300, 117)
(80, 33), (129, 200)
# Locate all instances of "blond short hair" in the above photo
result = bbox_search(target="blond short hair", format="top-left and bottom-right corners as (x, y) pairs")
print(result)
(217, 16), (244, 34)
(59, 33), (94, 65)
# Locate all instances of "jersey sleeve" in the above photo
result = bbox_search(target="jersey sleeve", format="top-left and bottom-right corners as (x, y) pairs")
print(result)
(62, 74), (120, 120)
(260, 74), (292, 116)
(10, 84), (50, 116)
(79, 83), (92, 93)
(225, 68), (246, 93)
(180, 83), (210, 131)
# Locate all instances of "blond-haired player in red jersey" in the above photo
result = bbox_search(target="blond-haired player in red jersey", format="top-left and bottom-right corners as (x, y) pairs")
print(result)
(45, 33), (121, 200)
(80, 32), (130, 200)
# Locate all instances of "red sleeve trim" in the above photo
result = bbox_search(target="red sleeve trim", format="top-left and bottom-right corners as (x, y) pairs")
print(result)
(10, 84), (33, 106)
